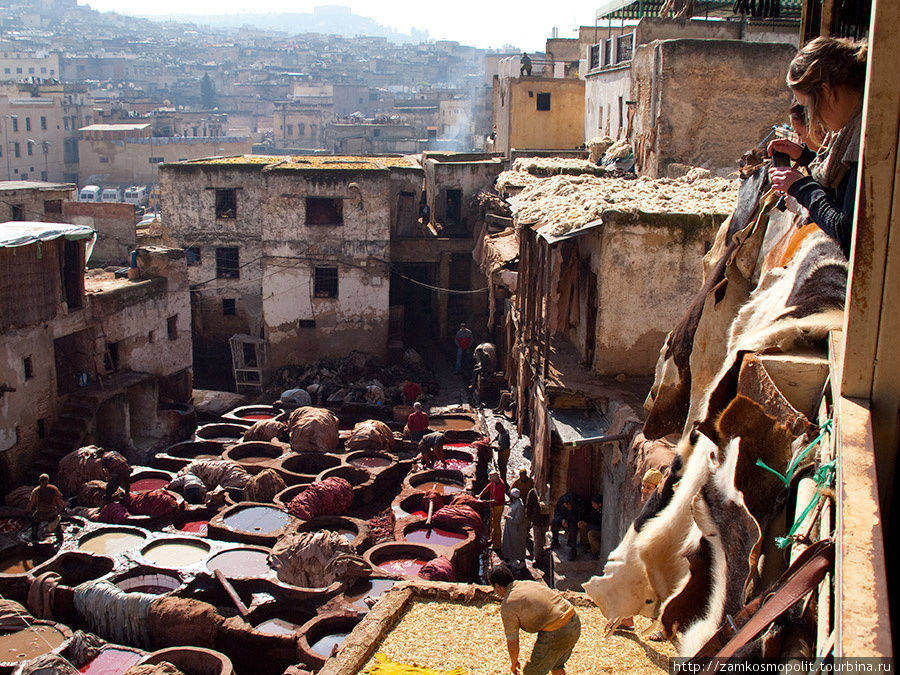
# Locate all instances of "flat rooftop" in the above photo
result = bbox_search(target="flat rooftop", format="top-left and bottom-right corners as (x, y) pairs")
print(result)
(0, 180), (75, 192)
(176, 154), (421, 171)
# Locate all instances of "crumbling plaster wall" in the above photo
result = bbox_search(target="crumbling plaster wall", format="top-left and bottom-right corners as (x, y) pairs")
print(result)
(159, 166), (265, 343)
(64, 201), (136, 266)
(260, 170), (392, 369)
(584, 66), (631, 142)
(631, 39), (795, 177)
(579, 213), (720, 376)
(509, 78), (585, 152)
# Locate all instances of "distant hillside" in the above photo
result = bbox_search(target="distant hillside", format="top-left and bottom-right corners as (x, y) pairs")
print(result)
(142, 5), (429, 43)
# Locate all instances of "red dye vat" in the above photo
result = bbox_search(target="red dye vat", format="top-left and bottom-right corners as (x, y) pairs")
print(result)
(442, 459), (473, 471)
(414, 481), (462, 495)
(0, 517), (27, 533)
(349, 456), (391, 469)
(377, 558), (428, 577)
(404, 528), (466, 547)
(444, 443), (473, 448)
(79, 647), (142, 674)
(241, 413), (275, 420)
(131, 478), (169, 493)
(410, 510), (427, 518)
(177, 520), (209, 535)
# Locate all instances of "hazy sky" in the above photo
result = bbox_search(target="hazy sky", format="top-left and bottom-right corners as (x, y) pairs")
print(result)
(85, 1), (608, 51)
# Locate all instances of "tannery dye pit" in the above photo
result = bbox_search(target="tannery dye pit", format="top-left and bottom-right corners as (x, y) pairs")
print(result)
(221, 506), (291, 534)
(140, 539), (210, 567)
(0, 625), (67, 662)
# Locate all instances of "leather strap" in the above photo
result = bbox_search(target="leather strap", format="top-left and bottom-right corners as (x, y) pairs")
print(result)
(689, 540), (834, 665)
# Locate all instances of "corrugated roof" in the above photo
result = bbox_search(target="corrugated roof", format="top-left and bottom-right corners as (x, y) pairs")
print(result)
(0, 221), (95, 248)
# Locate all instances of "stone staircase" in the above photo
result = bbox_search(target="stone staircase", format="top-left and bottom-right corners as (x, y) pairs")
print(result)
(31, 394), (97, 481)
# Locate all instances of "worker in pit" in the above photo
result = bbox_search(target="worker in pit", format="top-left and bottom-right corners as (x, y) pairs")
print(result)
(101, 450), (132, 502)
(490, 563), (581, 675)
(418, 430), (447, 467)
(407, 402), (430, 444)
(28, 474), (65, 544)
(767, 36), (867, 260)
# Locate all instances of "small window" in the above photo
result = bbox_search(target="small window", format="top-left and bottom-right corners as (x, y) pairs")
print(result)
(313, 266), (338, 298)
(11, 204), (23, 220)
(103, 342), (119, 372)
(222, 298), (236, 315)
(167, 315), (178, 340)
(40, 116), (46, 130)
(536, 93), (551, 111)
(26, 141), (32, 156)
(13, 142), (19, 158)
(23, 356), (33, 380)
(148, 156), (164, 164)
(298, 319), (316, 328)
(287, 124), (293, 136)
(24, 117), (30, 131)
(44, 199), (62, 214)
(215, 188), (237, 219)
(98, 155), (109, 163)
(148, 330), (155, 343)
(185, 246), (201, 265)
(216, 247), (239, 278)
(10, 117), (16, 131)
(36, 418), (46, 438)
(63, 118), (69, 130)
(305, 198), (343, 226)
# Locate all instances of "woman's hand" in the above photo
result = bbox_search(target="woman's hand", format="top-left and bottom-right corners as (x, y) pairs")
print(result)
(769, 166), (805, 194)
(767, 139), (805, 161)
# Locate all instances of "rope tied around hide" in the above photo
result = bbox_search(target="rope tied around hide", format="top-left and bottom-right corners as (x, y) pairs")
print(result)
(755, 419), (833, 489)
(775, 459), (837, 550)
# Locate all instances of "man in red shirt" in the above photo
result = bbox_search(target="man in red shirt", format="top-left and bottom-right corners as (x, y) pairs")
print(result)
(455, 323), (473, 373)
(479, 470), (507, 550)
(406, 402), (429, 443)
(403, 380), (422, 405)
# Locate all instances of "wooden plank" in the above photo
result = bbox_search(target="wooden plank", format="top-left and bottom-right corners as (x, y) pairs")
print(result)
(841, 0), (900, 400)
(835, 396), (892, 657)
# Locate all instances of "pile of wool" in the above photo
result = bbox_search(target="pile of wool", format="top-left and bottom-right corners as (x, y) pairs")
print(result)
(588, 136), (615, 162)
(345, 420), (394, 452)
(510, 156), (606, 177)
(604, 139), (633, 161)
(501, 172), (738, 238)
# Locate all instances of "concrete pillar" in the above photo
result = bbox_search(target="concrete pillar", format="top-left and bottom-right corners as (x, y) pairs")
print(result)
(438, 251), (450, 340)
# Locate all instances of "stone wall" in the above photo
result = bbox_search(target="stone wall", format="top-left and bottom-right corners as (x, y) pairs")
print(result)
(631, 38), (795, 177)
(63, 201), (136, 266)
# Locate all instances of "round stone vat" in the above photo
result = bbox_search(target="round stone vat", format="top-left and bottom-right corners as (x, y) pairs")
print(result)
(206, 545), (275, 580)
(400, 521), (479, 581)
(130, 469), (175, 494)
(137, 646), (234, 675)
(293, 515), (369, 552)
(401, 522), (469, 548)
(222, 405), (283, 423)
(25, 550), (113, 625)
(207, 503), (296, 546)
(272, 484), (307, 510)
(316, 465), (373, 504)
(364, 542), (438, 579)
(395, 493), (429, 518)
(0, 543), (55, 578)
(275, 452), (340, 485)
(113, 566), (183, 595)
(196, 423), (248, 445)
(78, 646), (143, 674)
(341, 577), (396, 611)
(154, 440), (225, 471)
(223, 442), (284, 474)
(345, 450), (394, 471)
(427, 414), (478, 432)
(140, 537), (211, 569)
(78, 526), (149, 556)
(440, 447), (476, 473)
(0, 620), (72, 668)
(404, 468), (467, 496)
(172, 506), (217, 537)
(297, 611), (363, 669)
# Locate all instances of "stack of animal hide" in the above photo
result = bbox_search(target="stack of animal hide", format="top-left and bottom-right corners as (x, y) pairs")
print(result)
(178, 459), (250, 492)
(286, 477), (353, 520)
(287, 407), (339, 452)
(268, 531), (355, 588)
(345, 420), (394, 452)
(242, 419), (288, 442)
(242, 469), (286, 502)
(418, 556), (455, 582)
(57, 446), (108, 497)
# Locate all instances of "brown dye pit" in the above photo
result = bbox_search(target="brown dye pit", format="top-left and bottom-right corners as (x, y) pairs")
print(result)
(428, 417), (476, 431)
(207, 549), (273, 578)
(0, 624), (65, 662)
(0, 553), (41, 574)
(234, 456), (273, 465)
(79, 531), (147, 556)
(349, 456), (391, 469)
(413, 481), (463, 495)
(345, 578), (395, 610)
(404, 528), (466, 547)
(141, 540), (210, 568)
(378, 558), (427, 577)
(309, 632), (350, 658)
(255, 618), (304, 636)
(222, 506), (290, 535)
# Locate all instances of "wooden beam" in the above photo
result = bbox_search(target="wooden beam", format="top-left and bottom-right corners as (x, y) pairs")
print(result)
(835, 396), (892, 657)
(840, 0), (900, 506)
